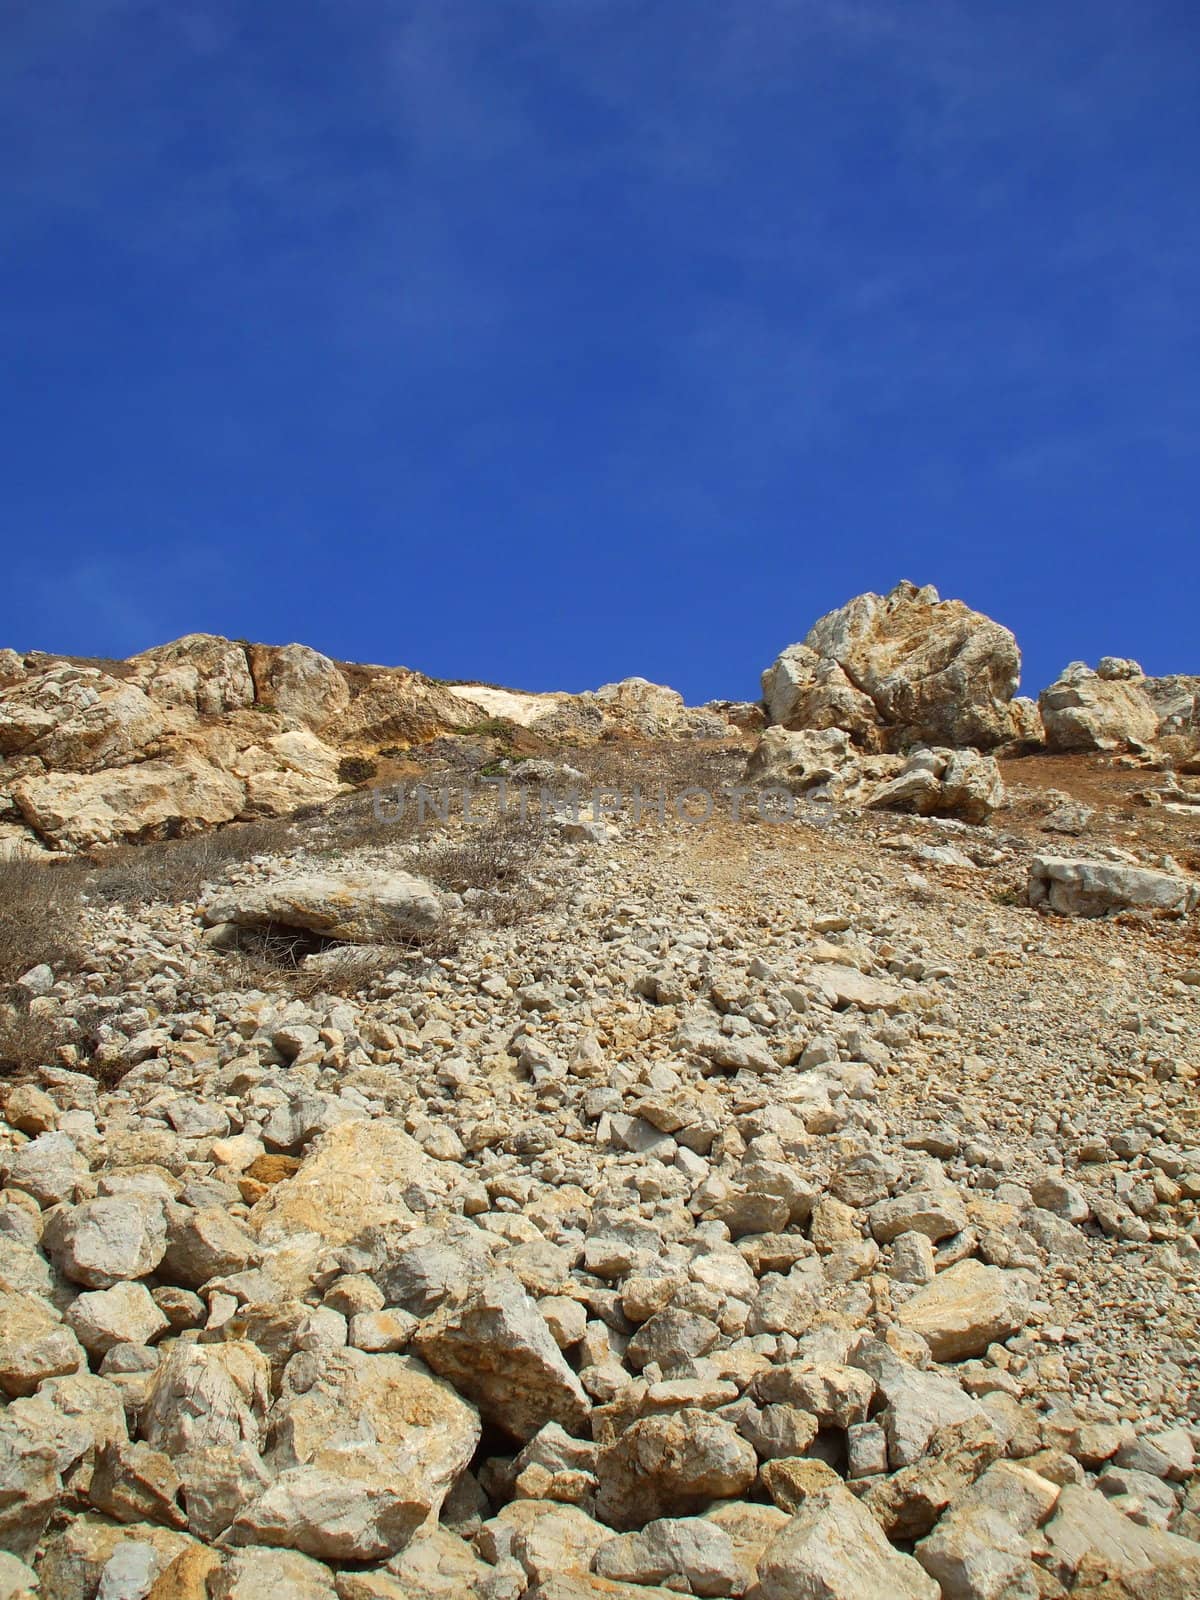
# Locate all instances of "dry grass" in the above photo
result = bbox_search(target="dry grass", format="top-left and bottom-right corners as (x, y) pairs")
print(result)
(0, 1004), (64, 1079)
(85, 816), (299, 908)
(419, 811), (548, 896)
(286, 944), (410, 999)
(0, 855), (86, 991)
(568, 738), (751, 810)
(299, 785), (427, 855)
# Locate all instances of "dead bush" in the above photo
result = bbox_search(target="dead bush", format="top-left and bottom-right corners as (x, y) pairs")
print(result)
(337, 755), (378, 786)
(287, 945), (405, 999)
(0, 1004), (63, 1079)
(302, 785), (426, 854)
(569, 738), (749, 807)
(420, 812), (548, 896)
(85, 816), (298, 908)
(0, 855), (86, 990)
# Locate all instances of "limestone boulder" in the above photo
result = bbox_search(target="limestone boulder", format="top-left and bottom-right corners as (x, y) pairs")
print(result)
(233, 1347), (480, 1561)
(208, 1548), (338, 1599)
(46, 1193), (169, 1288)
(0, 1552), (37, 1600)
(86, 1436), (188, 1528)
(0, 1410), (61, 1561)
(867, 748), (1004, 823)
(757, 1484), (939, 1599)
(249, 643), (350, 730)
(249, 1121), (459, 1249)
(594, 1411), (757, 1531)
(201, 869), (442, 945)
(3, 1130), (87, 1206)
(0, 1290), (85, 1396)
(0, 824), (46, 861)
(13, 758), (245, 850)
(762, 647), (879, 744)
(174, 1441), (272, 1542)
(161, 1205), (259, 1289)
(763, 581), (1022, 750)
(413, 1272), (590, 1441)
(361, 1524), (499, 1597)
(333, 668), (476, 749)
(586, 679), (688, 737)
(744, 727), (863, 797)
(233, 728), (344, 815)
(1039, 661), (1160, 752)
(35, 1514), (198, 1600)
(915, 1460), (1060, 1600)
(7, 1370), (129, 1475)
(1039, 1484), (1200, 1589)
(592, 1517), (741, 1596)
(64, 1281), (170, 1355)
(1029, 856), (1199, 918)
(140, 1341), (271, 1459)
(895, 1260), (1031, 1362)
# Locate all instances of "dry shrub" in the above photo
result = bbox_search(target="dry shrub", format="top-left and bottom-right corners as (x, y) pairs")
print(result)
(287, 945), (405, 999)
(226, 927), (458, 1000)
(0, 1004), (63, 1079)
(302, 786), (426, 854)
(337, 755), (378, 786)
(85, 816), (299, 908)
(0, 855), (86, 990)
(569, 738), (749, 800)
(420, 811), (548, 896)
(221, 923), (328, 973)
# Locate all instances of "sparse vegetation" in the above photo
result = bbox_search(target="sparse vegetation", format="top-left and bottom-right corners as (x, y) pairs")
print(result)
(286, 945), (407, 999)
(456, 717), (518, 740)
(420, 811), (548, 897)
(337, 755), (378, 786)
(0, 854), (85, 991)
(85, 818), (299, 909)
(0, 1003), (64, 1079)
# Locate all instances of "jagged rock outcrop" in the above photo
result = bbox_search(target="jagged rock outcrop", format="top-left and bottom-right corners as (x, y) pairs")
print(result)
(865, 748), (1005, 824)
(0, 665), (170, 772)
(128, 635), (257, 716)
(744, 729), (1005, 822)
(12, 758), (248, 851)
(248, 644), (351, 730)
(762, 581), (1027, 751)
(744, 727), (869, 798)
(1040, 658), (1200, 755)
(0, 640), (460, 851)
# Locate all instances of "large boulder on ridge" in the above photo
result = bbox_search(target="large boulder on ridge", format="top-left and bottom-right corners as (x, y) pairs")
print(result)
(762, 581), (1024, 751)
(128, 635), (256, 716)
(1039, 658), (1200, 754)
(248, 644), (351, 730)
(1038, 660), (1160, 752)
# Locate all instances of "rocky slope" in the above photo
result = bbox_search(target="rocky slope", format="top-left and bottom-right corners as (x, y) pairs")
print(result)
(0, 586), (1198, 1598)
(0, 639), (752, 857)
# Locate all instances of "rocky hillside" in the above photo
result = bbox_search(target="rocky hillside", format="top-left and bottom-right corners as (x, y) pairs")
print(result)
(0, 637), (755, 858)
(0, 584), (1198, 1599)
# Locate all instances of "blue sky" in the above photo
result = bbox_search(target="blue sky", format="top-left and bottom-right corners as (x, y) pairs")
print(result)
(3, 0), (1197, 704)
